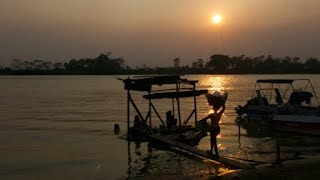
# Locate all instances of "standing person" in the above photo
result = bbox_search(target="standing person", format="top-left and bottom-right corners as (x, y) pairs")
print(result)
(200, 105), (225, 157)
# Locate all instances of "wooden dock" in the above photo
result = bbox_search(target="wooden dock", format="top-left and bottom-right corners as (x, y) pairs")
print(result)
(149, 134), (254, 170)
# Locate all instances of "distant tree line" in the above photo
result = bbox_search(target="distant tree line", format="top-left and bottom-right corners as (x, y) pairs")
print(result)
(0, 53), (127, 75)
(1, 53), (320, 75)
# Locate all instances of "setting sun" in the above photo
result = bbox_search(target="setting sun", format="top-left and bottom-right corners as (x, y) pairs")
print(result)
(212, 14), (222, 24)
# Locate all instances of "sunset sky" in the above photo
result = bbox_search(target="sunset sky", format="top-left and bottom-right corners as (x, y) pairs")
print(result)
(1, 0), (320, 67)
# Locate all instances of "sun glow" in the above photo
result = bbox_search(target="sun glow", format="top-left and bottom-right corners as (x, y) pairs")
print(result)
(205, 76), (225, 93)
(212, 14), (222, 24)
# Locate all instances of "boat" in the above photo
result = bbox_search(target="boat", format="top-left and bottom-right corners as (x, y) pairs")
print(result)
(236, 79), (320, 135)
(121, 75), (208, 145)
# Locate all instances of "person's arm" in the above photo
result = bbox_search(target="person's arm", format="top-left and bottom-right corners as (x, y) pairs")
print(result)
(219, 105), (226, 115)
(200, 114), (211, 121)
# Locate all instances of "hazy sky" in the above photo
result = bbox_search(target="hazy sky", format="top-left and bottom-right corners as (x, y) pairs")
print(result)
(1, 0), (320, 67)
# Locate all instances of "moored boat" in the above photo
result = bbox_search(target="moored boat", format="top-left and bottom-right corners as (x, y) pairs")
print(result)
(236, 79), (320, 134)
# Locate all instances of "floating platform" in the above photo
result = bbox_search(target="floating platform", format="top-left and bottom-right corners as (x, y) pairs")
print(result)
(121, 75), (257, 170)
(149, 134), (254, 170)
(158, 127), (206, 145)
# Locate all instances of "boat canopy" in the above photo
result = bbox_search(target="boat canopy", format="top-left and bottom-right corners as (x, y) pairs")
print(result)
(121, 75), (208, 134)
(123, 75), (198, 91)
(256, 79), (294, 84)
(252, 78), (319, 106)
(256, 79), (313, 84)
(143, 90), (208, 99)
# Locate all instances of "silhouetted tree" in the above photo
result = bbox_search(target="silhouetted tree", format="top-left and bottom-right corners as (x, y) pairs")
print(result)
(173, 58), (181, 68)
(191, 58), (205, 73)
(53, 62), (64, 70)
(261, 55), (281, 73)
(280, 56), (292, 73)
(206, 54), (230, 73)
(291, 57), (303, 73)
(11, 59), (23, 71)
(3, 53), (320, 75)
(305, 57), (320, 73)
(93, 53), (125, 74)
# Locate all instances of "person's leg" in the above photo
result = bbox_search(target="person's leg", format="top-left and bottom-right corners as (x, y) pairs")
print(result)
(213, 136), (219, 156)
(207, 132), (214, 155)
(213, 127), (220, 157)
(210, 136), (214, 152)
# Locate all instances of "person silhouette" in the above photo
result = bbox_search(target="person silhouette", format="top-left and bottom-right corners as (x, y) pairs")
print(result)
(114, 123), (120, 135)
(200, 105), (225, 157)
(133, 115), (142, 129)
(166, 111), (177, 130)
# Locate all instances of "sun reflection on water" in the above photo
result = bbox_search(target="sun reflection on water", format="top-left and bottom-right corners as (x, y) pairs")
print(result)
(218, 143), (226, 150)
(201, 76), (229, 93)
(199, 75), (231, 126)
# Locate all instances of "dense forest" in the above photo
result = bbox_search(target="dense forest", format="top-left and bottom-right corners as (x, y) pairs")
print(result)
(1, 52), (320, 75)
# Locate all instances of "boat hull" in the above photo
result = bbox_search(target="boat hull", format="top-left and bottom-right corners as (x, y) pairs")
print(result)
(272, 115), (320, 134)
(247, 113), (320, 135)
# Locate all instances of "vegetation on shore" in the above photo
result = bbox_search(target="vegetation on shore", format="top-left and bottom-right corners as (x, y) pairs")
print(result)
(1, 53), (320, 75)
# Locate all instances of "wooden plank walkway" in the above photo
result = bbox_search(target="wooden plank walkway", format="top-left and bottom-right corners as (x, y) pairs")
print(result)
(149, 134), (254, 170)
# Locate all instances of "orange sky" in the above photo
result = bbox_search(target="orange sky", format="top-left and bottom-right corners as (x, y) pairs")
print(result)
(1, 0), (320, 66)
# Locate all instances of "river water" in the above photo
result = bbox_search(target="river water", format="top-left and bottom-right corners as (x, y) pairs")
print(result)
(1, 74), (320, 179)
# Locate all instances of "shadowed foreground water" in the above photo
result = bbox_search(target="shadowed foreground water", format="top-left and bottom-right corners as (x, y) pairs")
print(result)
(1, 75), (320, 179)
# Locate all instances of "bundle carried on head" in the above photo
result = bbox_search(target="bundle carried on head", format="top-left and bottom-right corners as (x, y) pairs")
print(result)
(205, 91), (228, 110)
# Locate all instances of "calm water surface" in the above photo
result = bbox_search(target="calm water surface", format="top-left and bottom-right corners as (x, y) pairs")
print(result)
(1, 74), (320, 179)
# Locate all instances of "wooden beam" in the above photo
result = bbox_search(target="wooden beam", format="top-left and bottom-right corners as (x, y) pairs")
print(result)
(144, 111), (150, 123)
(176, 83), (182, 129)
(143, 90), (208, 99)
(149, 91), (152, 129)
(150, 102), (166, 126)
(127, 90), (130, 135)
(184, 109), (195, 125)
(149, 134), (254, 170)
(193, 83), (198, 125)
(128, 95), (145, 122)
(172, 98), (175, 117)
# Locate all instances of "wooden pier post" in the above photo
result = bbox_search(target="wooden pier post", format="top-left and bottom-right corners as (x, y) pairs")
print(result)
(176, 83), (182, 129)
(276, 139), (281, 165)
(148, 90), (152, 131)
(172, 98), (175, 118)
(127, 90), (130, 136)
(193, 83), (198, 125)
